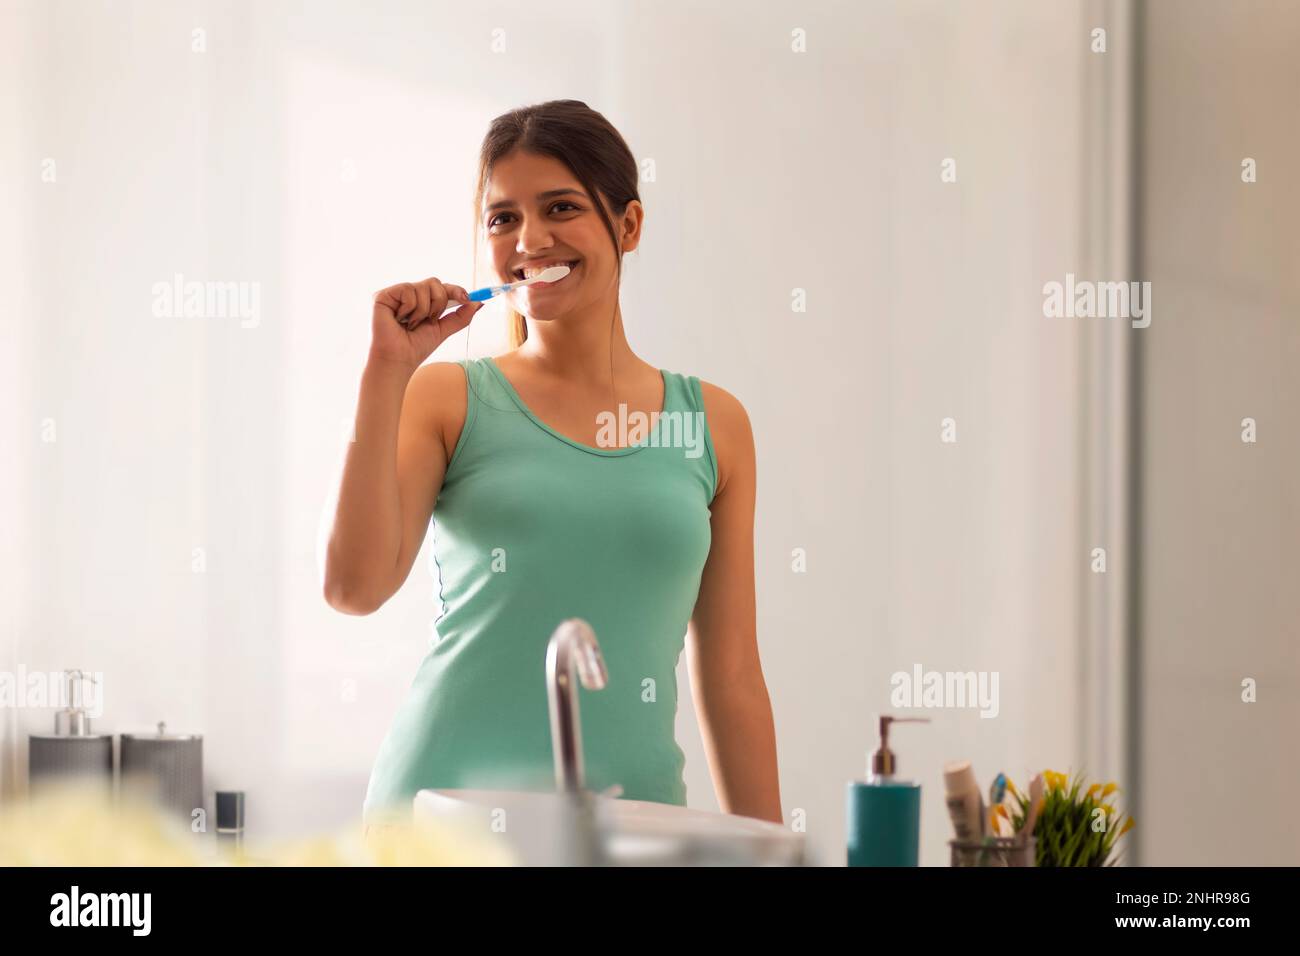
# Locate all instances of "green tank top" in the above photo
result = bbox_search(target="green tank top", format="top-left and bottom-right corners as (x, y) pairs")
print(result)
(362, 355), (718, 823)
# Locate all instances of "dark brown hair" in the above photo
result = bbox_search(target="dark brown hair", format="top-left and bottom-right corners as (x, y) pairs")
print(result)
(471, 100), (641, 348)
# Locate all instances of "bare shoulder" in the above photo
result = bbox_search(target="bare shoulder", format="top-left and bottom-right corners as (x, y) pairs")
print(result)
(405, 360), (470, 460)
(697, 379), (754, 497)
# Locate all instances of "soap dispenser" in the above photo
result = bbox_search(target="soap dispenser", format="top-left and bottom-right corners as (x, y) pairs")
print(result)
(28, 670), (113, 795)
(846, 714), (929, 866)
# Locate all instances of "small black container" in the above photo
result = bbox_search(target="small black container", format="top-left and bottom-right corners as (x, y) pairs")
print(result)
(216, 790), (245, 850)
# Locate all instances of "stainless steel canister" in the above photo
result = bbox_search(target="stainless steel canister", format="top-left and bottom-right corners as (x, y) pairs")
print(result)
(119, 721), (203, 825)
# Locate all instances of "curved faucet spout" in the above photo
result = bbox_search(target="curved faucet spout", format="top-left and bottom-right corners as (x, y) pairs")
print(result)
(546, 618), (608, 794)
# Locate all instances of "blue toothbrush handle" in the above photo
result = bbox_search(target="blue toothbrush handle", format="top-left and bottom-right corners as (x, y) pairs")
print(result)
(466, 285), (502, 302)
(425, 280), (517, 321)
(423, 283), (504, 322)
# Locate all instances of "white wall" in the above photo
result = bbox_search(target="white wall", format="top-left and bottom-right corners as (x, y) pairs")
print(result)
(3, 0), (1102, 867)
(1138, 0), (1300, 865)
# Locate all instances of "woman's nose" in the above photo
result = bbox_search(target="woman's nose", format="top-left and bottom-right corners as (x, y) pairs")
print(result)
(516, 215), (557, 252)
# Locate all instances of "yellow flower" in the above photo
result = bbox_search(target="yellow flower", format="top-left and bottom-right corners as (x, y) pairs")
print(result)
(1086, 783), (1102, 798)
(1005, 777), (1021, 799)
(1101, 782), (1118, 798)
(1119, 816), (1135, 836)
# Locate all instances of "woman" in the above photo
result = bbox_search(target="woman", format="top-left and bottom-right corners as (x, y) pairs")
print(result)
(323, 100), (781, 836)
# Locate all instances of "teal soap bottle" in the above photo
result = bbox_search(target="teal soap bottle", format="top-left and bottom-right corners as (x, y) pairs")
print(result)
(846, 715), (929, 866)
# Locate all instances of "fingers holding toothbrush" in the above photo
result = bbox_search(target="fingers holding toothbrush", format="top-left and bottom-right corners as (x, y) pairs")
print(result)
(370, 276), (483, 370)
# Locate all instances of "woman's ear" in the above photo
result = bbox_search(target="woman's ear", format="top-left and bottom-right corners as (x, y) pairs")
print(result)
(619, 200), (644, 254)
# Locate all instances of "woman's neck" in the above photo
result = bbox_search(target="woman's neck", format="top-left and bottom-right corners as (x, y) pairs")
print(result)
(515, 299), (647, 383)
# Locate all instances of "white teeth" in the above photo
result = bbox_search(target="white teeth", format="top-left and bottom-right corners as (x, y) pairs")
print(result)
(518, 261), (576, 280)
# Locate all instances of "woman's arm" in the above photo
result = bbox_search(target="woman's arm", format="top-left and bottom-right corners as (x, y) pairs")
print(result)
(322, 278), (480, 615)
(321, 357), (456, 614)
(685, 382), (783, 825)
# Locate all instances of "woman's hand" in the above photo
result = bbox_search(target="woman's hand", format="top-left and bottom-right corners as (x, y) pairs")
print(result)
(370, 277), (483, 370)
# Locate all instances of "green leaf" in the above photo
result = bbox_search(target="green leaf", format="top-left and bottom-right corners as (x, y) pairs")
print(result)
(1064, 821), (1089, 865)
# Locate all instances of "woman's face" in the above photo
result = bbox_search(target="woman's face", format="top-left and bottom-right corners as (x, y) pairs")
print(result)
(482, 149), (640, 321)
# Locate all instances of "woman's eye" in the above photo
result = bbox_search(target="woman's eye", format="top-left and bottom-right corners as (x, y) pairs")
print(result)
(487, 202), (580, 229)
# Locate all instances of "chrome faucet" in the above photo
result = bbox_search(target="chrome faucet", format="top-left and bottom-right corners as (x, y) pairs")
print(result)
(545, 618), (608, 794)
(545, 618), (611, 866)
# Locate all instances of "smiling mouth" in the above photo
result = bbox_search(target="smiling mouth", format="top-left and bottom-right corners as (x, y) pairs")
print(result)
(513, 260), (580, 282)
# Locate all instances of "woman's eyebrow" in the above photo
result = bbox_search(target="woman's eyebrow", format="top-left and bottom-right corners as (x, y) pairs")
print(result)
(485, 188), (587, 213)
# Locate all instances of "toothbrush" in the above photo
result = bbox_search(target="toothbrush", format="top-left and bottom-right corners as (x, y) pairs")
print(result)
(1019, 773), (1045, 847)
(988, 773), (1007, 836)
(973, 774), (1005, 866)
(400, 265), (573, 325)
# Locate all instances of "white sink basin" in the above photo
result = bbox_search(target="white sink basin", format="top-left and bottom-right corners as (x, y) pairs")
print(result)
(414, 788), (805, 866)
